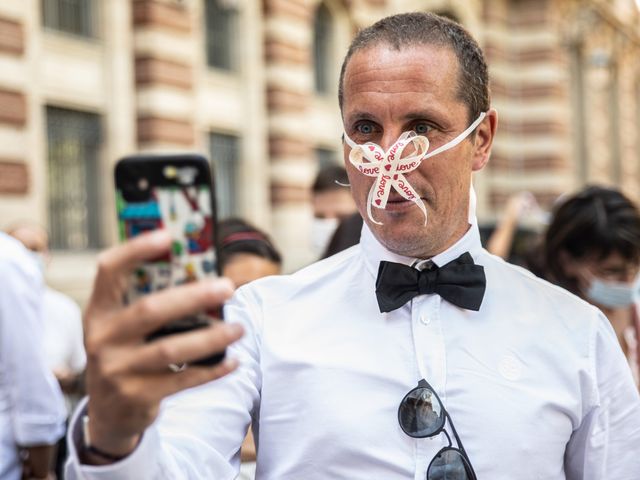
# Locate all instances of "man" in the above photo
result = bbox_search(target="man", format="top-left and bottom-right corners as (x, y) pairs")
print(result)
(0, 232), (67, 480)
(310, 165), (357, 256)
(66, 13), (640, 479)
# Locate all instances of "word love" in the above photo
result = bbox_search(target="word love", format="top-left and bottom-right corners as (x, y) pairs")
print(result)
(344, 130), (429, 225)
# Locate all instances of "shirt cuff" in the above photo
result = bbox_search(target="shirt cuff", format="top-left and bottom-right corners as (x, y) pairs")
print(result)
(14, 412), (66, 446)
(65, 398), (162, 479)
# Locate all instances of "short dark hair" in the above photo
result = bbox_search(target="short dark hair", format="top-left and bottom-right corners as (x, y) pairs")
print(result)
(338, 12), (490, 123)
(218, 218), (282, 268)
(312, 165), (349, 194)
(543, 186), (640, 295)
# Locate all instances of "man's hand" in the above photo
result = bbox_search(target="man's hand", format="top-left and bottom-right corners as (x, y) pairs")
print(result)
(19, 445), (56, 480)
(83, 230), (243, 461)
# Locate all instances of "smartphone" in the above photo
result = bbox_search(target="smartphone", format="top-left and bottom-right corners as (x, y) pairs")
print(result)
(114, 154), (224, 366)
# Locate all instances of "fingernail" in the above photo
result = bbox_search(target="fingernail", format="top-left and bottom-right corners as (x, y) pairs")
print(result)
(207, 278), (235, 296)
(225, 323), (243, 338)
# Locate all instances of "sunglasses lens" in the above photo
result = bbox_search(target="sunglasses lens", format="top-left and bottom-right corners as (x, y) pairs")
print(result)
(427, 448), (471, 480)
(398, 387), (444, 437)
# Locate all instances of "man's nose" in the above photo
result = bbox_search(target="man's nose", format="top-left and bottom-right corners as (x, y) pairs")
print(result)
(379, 130), (405, 152)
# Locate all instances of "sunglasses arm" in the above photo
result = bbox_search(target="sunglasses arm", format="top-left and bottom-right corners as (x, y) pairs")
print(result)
(445, 412), (478, 480)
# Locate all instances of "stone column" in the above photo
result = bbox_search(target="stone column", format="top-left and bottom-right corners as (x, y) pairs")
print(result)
(0, 5), (33, 223)
(483, 0), (571, 219)
(263, 0), (316, 270)
(132, 0), (196, 151)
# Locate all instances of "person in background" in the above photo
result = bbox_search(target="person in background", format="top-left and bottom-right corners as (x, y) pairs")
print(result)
(218, 218), (283, 480)
(485, 191), (545, 260)
(310, 165), (357, 256)
(219, 218), (282, 289)
(7, 222), (86, 478)
(321, 211), (363, 259)
(7, 223), (86, 395)
(0, 231), (67, 480)
(542, 185), (640, 386)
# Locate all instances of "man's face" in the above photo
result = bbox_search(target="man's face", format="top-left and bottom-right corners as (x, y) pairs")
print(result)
(341, 44), (495, 258)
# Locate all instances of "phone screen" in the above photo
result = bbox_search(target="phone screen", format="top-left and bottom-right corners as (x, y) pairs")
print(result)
(115, 155), (223, 365)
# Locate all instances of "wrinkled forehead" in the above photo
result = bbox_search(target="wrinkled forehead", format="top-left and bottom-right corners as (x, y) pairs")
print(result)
(341, 44), (466, 121)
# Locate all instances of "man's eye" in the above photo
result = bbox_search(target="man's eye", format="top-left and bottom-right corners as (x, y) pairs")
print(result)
(356, 123), (374, 135)
(413, 123), (432, 135)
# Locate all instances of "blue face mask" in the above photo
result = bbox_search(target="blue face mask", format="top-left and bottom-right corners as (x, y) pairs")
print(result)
(585, 275), (640, 309)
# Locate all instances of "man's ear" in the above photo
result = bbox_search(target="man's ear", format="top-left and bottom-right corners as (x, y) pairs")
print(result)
(472, 108), (498, 172)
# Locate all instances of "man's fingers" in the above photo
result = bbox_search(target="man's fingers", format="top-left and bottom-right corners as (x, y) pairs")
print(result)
(89, 230), (173, 311)
(131, 357), (240, 402)
(130, 322), (244, 372)
(105, 277), (235, 341)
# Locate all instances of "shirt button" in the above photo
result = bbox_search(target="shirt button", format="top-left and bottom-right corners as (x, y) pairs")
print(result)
(420, 315), (431, 325)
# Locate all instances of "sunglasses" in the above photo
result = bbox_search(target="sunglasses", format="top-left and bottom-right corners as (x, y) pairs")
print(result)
(398, 379), (477, 480)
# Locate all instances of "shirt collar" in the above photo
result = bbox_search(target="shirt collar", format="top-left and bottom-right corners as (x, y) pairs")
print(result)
(360, 220), (483, 278)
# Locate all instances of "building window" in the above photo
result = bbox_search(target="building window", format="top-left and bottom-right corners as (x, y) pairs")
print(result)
(210, 132), (240, 218)
(313, 3), (333, 94)
(315, 147), (338, 169)
(46, 106), (102, 250)
(205, 0), (238, 71)
(42, 0), (97, 38)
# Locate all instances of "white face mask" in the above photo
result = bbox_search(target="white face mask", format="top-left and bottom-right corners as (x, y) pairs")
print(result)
(311, 217), (339, 254)
(343, 112), (486, 225)
(585, 274), (640, 309)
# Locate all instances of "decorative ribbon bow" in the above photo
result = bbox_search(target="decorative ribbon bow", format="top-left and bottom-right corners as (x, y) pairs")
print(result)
(344, 131), (430, 225)
(344, 112), (487, 226)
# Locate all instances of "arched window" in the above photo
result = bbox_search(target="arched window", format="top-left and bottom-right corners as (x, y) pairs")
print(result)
(313, 3), (333, 94)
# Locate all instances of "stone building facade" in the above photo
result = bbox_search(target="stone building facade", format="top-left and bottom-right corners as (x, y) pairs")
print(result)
(0, 0), (639, 304)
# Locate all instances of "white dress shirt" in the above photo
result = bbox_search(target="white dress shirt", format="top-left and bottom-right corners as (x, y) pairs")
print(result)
(0, 233), (67, 480)
(66, 223), (640, 479)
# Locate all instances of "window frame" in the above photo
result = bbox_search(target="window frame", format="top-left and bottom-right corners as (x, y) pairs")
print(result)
(209, 131), (241, 219)
(45, 105), (103, 251)
(204, 0), (239, 72)
(41, 0), (99, 39)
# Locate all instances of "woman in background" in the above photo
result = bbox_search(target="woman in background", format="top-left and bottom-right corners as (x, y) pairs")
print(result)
(219, 218), (281, 288)
(542, 186), (640, 387)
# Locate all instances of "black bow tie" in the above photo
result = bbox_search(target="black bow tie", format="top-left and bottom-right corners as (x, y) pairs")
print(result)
(375, 252), (486, 313)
